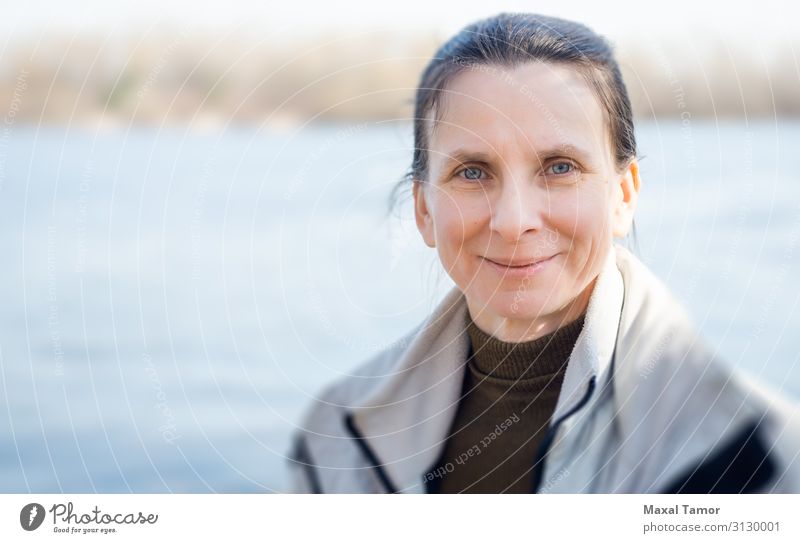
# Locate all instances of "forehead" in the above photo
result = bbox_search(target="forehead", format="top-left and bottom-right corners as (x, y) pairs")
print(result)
(429, 61), (608, 159)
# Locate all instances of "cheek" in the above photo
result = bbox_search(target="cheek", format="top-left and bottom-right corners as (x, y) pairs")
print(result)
(432, 194), (487, 250)
(556, 186), (613, 284)
(553, 184), (611, 243)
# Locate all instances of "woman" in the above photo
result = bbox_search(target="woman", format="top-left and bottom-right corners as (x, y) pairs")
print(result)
(287, 12), (800, 493)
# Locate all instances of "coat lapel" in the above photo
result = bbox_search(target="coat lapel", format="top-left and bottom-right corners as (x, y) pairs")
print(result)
(553, 245), (625, 422)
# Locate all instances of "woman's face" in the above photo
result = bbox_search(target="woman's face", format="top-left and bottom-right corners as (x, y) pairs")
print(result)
(413, 61), (640, 341)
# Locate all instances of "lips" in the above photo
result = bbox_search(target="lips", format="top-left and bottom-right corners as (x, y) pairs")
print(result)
(481, 253), (559, 278)
(484, 254), (557, 267)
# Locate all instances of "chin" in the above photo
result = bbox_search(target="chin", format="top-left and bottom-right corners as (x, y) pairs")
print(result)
(473, 288), (555, 320)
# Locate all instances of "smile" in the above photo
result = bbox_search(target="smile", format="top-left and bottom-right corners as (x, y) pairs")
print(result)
(482, 254), (559, 278)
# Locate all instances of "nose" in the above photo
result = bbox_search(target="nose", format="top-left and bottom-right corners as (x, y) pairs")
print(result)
(489, 175), (547, 243)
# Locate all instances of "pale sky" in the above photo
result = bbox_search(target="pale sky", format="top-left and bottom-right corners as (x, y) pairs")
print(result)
(1, 0), (797, 46)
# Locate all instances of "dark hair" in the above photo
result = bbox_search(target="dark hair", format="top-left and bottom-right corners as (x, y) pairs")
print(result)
(390, 12), (639, 251)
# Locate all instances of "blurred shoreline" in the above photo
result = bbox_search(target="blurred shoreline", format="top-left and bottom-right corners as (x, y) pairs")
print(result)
(1, 29), (798, 125)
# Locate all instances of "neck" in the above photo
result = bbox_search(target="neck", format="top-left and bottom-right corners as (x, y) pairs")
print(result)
(466, 277), (596, 343)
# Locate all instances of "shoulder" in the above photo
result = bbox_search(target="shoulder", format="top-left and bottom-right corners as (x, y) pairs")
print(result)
(613, 245), (694, 326)
(292, 319), (424, 438)
(613, 245), (757, 406)
(610, 247), (800, 490)
(293, 285), (467, 433)
(612, 245), (700, 379)
(285, 321), (422, 492)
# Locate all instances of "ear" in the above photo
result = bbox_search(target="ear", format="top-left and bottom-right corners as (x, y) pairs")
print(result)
(611, 158), (641, 238)
(412, 180), (436, 248)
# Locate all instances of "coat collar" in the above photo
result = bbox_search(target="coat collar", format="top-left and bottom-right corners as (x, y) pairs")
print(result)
(348, 244), (625, 493)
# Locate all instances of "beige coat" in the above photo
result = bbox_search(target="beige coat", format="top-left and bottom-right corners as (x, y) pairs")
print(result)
(287, 244), (800, 493)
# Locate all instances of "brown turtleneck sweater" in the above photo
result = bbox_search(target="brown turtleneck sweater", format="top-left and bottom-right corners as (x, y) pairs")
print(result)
(426, 309), (586, 493)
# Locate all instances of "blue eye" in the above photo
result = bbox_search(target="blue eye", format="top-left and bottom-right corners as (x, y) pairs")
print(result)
(458, 166), (485, 181)
(549, 162), (574, 175)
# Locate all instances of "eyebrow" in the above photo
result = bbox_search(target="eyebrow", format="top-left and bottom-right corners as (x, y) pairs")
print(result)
(439, 143), (594, 167)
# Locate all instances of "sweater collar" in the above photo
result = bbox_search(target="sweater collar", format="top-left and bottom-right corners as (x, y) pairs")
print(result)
(347, 245), (625, 493)
(465, 309), (586, 381)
